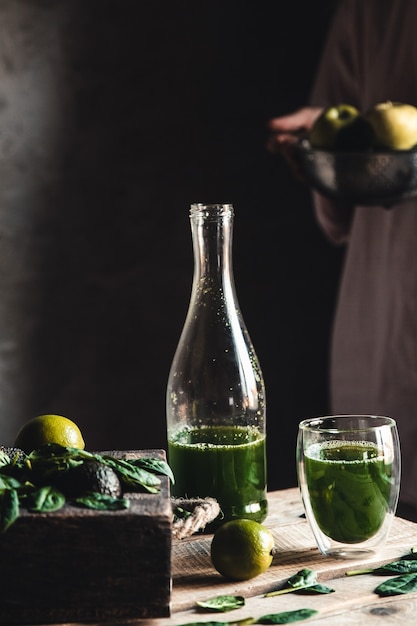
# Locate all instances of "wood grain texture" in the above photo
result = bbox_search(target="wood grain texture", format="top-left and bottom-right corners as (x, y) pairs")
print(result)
(154, 489), (417, 626)
(8, 487), (417, 625)
(169, 489), (417, 613)
(0, 449), (172, 624)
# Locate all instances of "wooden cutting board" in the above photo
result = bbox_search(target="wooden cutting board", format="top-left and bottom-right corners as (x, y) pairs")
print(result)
(169, 489), (417, 621)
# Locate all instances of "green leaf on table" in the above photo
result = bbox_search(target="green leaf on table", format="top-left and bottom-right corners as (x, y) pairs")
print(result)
(257, 608), (318, 624)
(196, 595), (245, 612)
(287, 569), (317, 588)
(347, 559), (417, 577)
(295, 583), (334, 594)
(100, 456), (162, 493)
(176, 622), (228, 626)
(264, 569), (334, 597)
(0, 474), (22, 490)
(132, 457), (175, 484)
(177, 620), (254, 626)
(27, 444), (91, 478)
(374, 560), (417, 575)
(75, 492), (130, 510)
(25, 485), (66, 512)
(0, 488), (19, 532)
(374, 572), (417, 596)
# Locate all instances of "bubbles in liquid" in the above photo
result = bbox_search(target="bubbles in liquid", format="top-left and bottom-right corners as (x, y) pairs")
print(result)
(307, 440), (382, 463)
(173, 424), (263, 449)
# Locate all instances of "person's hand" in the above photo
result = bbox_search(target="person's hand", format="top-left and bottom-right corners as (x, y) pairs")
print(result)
(266, 107), (323, 179)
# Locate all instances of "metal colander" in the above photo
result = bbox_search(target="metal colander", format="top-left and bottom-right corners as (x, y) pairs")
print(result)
(295, 139), (417, 206)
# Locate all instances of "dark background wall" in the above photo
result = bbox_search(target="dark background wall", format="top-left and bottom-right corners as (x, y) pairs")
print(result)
(0, 0), (344, 491)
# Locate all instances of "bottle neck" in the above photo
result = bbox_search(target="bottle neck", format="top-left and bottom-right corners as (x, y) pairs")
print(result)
(189, 204), (234, 282)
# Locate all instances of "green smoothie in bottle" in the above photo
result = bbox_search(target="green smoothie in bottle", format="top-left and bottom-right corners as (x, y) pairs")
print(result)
(166, 204), (267, 527)
(169, 425), (267, 524)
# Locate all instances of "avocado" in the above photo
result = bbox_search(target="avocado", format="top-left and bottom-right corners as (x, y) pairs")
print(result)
(60, 459), (122, 498)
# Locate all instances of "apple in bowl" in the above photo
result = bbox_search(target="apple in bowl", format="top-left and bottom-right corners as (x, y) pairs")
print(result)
(364, 101), (417, 150)
(298, 101), (417, 206)
(308, 101), (417, 152)
(309, 104), (374, 151)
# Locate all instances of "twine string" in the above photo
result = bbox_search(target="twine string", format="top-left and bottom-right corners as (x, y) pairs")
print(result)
(171, 497), (221, 540)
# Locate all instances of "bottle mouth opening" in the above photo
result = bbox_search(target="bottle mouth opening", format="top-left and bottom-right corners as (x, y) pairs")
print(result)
(190, 203), (234, 218)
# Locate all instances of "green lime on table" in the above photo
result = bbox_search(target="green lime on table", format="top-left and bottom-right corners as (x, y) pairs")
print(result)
(15, 414), (85, 453)
(210, 518), (274, 581)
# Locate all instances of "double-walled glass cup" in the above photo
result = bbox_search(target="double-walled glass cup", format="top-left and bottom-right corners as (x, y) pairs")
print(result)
(297, 415), (401, 559)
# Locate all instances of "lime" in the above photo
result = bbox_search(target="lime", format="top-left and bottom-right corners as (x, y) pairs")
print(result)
(15, 414), (85, 453)
(210, 518), (274, 581)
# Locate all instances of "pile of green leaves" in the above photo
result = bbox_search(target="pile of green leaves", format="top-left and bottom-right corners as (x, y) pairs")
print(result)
(0, 443), (174, 532)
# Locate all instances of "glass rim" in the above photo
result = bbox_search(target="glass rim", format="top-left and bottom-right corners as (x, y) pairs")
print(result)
(299, 414), (397, 433)
(191, 203), (233, 209)
(190, 203), (234, 217)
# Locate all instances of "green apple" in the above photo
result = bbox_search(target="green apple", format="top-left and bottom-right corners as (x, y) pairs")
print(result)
(364, 101), (417, 150)
(309, 104), (361, 149)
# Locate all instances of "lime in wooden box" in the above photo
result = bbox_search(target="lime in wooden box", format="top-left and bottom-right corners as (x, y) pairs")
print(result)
(0, 450), (172, 625)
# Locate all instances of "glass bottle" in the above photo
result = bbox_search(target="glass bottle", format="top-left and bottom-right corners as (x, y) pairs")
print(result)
(166, 203), (267, 525)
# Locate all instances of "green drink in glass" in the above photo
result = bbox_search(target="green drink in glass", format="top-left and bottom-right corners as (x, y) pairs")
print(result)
(297, 415), (401, 559)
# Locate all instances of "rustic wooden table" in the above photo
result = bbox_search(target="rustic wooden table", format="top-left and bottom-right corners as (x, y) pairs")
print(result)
(144, 488), (417, 626)
(27, 488), (417, 626)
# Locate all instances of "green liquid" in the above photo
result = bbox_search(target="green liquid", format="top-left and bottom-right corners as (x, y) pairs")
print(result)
(168, 425), (267, 525)
(305, 440), (392, 544)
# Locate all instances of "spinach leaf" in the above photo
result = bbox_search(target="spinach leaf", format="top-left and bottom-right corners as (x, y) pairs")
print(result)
(133, 457), (175, 484)
(287, 570), (317, 588)
(374, 560), (417, 575)
(296, 584), (334, 594)
(265, 569), (334, 597)
(0, 444), (172, 531)
(24, 485), (66, 512)
(178, 623), (228, 626)
(75, 492), (130, 510)
(27, 444), (90, 478)
(374, 572), (417, 596)
(177, 620), (254, 626)
(257, 608), (318, 623)
(196, 596), (245, 612)
(347, 558), (417, 577)
(0, 488), (19, 532)
(100, 456), (161, 493)
(0, 474), (22, 490)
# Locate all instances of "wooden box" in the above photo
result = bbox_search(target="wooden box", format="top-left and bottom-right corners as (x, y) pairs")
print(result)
(0, 450), (172, 625)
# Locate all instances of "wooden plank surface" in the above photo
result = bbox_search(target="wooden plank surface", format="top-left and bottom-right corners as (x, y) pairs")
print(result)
(150, 488), (417, 626)
(18, 488), (417, 626)
(0, 450), (172, 624)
